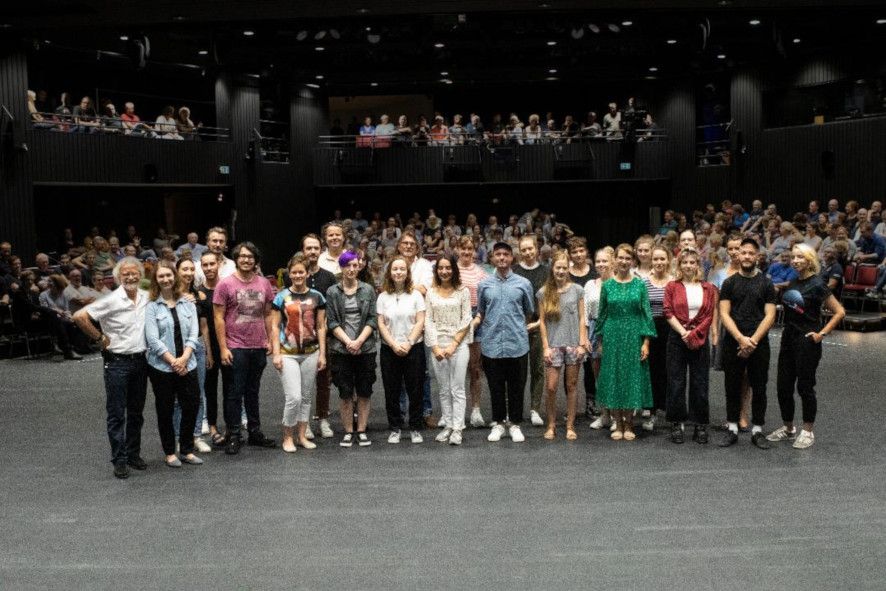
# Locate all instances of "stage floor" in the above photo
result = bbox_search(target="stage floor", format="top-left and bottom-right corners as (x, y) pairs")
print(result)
(1, 328), (884, 590)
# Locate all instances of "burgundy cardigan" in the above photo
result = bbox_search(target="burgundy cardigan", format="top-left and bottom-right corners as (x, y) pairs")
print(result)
(662, 281), (719, 350)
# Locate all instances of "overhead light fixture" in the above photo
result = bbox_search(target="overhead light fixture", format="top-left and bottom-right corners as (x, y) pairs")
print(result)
(367, 34), (381, 44)
(315, 46), (325, 51)
(314, 30), (327, 40)
(749, 19), (761, 26)
(571, 27), (585, 39)
(588, 23), (600, 34)
(538, 2), (551, 7)
(441, 78), (453, 84)
(440, 71), (449, 75)
(296, 30), (308, 41)
(43, 39), (51, 44)
(434, 42), (445, 48)
(370, 82), (378, 87)
(717, 53), (726, 59)
(546, 76), (559, 81)
(547, 40), (557, 46)
(357, 8), (370, 14)
(316, 75), (324, 80)
(247, 73), (260, 79)
(877, 19), (886, 24)
(243, 30), (255, 37)
(173, 15), (186, 21)
(306, 83), (320, 89)
(198, 49), (208, 55)
(119, 35), (129, 41)
(645, 75), (657, 80)
(365, 26), (372, 32)
(649, 66), (658, 72)
(793, 38), (801, 44)
(608, 24), (621, 33)
(621, 20), (633, 26)
(548, 68), (558, 73)
(666, 39), (677, 44)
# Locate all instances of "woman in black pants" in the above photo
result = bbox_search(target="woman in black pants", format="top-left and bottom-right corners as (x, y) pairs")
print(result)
(640, 245), (673, 431)
(766, 244), (844, 450)
(663, 248), (719, 444)
(145, 261), (203, 467)
(198, 251), (226, 447)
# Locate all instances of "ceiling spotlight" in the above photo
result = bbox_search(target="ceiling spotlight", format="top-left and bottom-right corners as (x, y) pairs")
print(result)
(877, 19), (886, 24)
(548, 68), (558, 73)
(365, 26), (372, 32)
(329, 29), (340, 39)
(243, 30), (255, 37)
(172, 15), (186, 21)
(247, 73), (260, 79)
(547, 40), (557, 46)
(645, 75), (657, 80)
(621, 20), (633, 26)
(119, 35), (129, 41)
(538, 2), (551, 7)
(607, 24), (621, 33)
(306, 83), (320, 89)
(43, 39), (51, 44)
(441, 78), (453, 84)
(434, 42), (445, 48)
(440, 71), (449, 75)
(570, 27), (585, 39)
(588, 23), (600, 34)
(316, 75), (324, 80)
(793, 38), (801, 44)
(749, 19), (761, 25)
(296, 30), (308, 41)
(315, 46), (325, 51)
(546, 76), (559, 81)
(198, 49), (208, 55)
(314, 30), (327, 40)
(666, 39), (677, 44)
(649, 66), (658, 72)
(717, 53), (726, 59)
(370, 82), (378, 87)
(367, 34), (381, 44)
(357, 8), (370, 14)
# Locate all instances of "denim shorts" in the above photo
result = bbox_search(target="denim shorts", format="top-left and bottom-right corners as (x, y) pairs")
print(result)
(545, 346), (587, 368)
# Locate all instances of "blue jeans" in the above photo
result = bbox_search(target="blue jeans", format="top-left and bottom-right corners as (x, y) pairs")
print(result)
(174, 342), (206, 438)
(103, 354), (148, 464)
(224, 348), (267, 438)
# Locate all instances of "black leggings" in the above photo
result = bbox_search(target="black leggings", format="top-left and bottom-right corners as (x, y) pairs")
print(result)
(149, 368), (199, 455)
(776, 326), (823, 424)
(647, 317), (670, 412)
(204, 344), (225, 427)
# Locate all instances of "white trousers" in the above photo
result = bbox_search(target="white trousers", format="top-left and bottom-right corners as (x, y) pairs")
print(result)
(429, 342), (469, 430)
(279, 352), (319, 426)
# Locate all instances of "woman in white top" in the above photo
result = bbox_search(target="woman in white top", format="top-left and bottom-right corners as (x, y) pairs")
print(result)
(456, 235), (489, 427)
(585, 247), (614, 430)
(424, 255), (472, 445)
(538, 252), (588, 441)
(633, 235), (654, 279)
(155, 105), (183, 140)
(377, 256), (427, 444)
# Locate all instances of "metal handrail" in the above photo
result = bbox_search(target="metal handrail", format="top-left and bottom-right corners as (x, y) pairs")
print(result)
(30, 111), (231, 140)
(318, 127), (668, 147)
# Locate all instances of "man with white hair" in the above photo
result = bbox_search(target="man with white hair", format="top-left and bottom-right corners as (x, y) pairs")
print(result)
(175, 232), (207, 261)
(74, 257), (149, 480)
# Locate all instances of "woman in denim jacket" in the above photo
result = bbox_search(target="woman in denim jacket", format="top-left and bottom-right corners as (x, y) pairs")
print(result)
(325, 250), (378, 448)
(145, 261), (204, 467)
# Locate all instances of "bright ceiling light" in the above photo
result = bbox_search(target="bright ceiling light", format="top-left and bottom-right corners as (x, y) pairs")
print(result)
(622, 21), (633, 26)
(749, 19), (761, 26)
(666, 39), (677, 44)
(243, 30), (255, 37)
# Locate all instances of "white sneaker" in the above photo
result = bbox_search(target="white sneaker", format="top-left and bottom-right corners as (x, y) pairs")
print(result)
(241, 417), (248, 430)
(194, 437), (212, 453)
(641, 415), (655, 432)
(201, 420), (210, 435)
(437, 417), (448, 429)
(766, 426), (797, 442)
(589, 415), (610, 430)
(387, 429), (401, 444)
(435, 428), (453, 443)
(487, 424), (506, 442)
(304, 425), (315, 440)
(530, 410), (544, 426)
(319, 419), (334, 438)
(509, 425), (525, 442)
(410, 430), (424, 444)
(610, 420), (618, 432)
(449, 429), (463, 446)
(792, 430), (815, 449)
(470, 408), (486, 428)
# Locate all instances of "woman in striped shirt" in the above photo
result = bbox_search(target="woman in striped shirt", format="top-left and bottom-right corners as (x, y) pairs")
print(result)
(641, 245), (672, 431)
(456, 235), (489, 428)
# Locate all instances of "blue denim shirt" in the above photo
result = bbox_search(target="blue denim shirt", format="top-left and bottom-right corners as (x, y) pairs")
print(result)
(477, 270), (535, 358)
(145, 297), (200, 373)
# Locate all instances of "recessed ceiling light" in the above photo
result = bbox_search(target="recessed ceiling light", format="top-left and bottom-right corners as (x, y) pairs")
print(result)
(247, 73), (260, 79)
(43, 39), (51, 44)
(315, 46), (325, 51)
(357, 8), (370, 14)
(622, 21), (633, 26)
(329, 29), (340, 39)
(877, 19), (886, 24)
(749, 19), (761, 26)
(315, 30), (327, 40)
(367, 34), (381, 44)
(546, 76), (559, 81)
(645, 75), (657, 80)
(440, 71), (449, 75)
(538, 2), (551, 8)
(793, 38), (801, 44)
(547, 40), (557, 46)
(666, 39), (677, 44)
(649, 66), (658, 72)
(370, 82), (378, 87)
(316, 75), (324, 80)
(588, 23), (600, 34)
(365, 26), (372, 32)
(306, 83), (320, 89)
(717, 53), (727, 59)
(434, 42), (445, 48)
(198, 49), (208, 55)
(548, 68), (558, 73)
(296, 30), (308, 41)
(608, 23), (621, 33)
(243, 30), (255, 37)
(173, 15), (186, 21)
(119, 35), (129, 41)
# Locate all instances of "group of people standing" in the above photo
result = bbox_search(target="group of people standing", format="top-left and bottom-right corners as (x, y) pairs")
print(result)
(73, 221), (845, 480)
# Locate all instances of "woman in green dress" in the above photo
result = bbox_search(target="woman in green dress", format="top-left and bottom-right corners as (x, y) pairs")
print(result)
(597, 243), (657, 441)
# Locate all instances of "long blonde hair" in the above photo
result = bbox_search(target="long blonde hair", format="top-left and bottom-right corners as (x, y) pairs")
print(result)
(541, 251), (570, 321)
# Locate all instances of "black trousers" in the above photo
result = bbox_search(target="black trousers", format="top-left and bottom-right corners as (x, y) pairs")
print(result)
(482, 354), (527, 424)
(204, 343), (227, 427)
(583, 358), (597, 412)
(380, 345), (426, 431)
(776, 326), (822, 424)
(224, 348), (266, 438)
(149, 367), (199, 455)
(722, 335), (769, 426)
(665, 332), (710, 425)
(647, 317), (670, 412)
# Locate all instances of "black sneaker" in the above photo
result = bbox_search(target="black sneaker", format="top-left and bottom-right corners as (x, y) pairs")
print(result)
(670, 423), (685, 444)
(357, 432), (372, 447)
(246, 432), (276, 448)
(127, 456), (148, 470)
(695, 425), (709, 445)
(113, 462), (130, 479)
(751, 432), (771, 450)
(225, 435), (241, 455)
(340, 433), (354, 448)
(718, 431), (739, 447)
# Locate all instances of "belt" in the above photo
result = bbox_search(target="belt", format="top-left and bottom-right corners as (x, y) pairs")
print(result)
(102, 351), (146, 361)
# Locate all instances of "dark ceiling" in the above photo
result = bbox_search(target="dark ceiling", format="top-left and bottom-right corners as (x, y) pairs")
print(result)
(6, 2), (886, 93)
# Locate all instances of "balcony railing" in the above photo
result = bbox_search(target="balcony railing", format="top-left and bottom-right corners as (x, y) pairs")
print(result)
(29, 112), (230, 141)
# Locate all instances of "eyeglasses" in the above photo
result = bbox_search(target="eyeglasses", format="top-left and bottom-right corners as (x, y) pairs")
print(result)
(237, 254), (255, 260)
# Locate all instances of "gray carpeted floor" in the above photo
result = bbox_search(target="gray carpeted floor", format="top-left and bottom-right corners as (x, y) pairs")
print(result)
(1, 327), (884, 590)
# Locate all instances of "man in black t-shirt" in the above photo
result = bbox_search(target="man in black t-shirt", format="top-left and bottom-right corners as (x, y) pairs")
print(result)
(302, 233), (337, 438)
(513, 235), (549, 426)
(718, 238), (777, 449)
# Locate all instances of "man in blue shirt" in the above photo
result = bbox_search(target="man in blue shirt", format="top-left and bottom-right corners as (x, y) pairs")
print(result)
(476, 242), (535, 443)
(854, 222), (886, 264)
(767, 250), (798, 294)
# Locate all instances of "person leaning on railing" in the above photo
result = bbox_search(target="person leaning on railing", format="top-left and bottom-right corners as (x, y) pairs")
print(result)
(121, 102), (157, 137)
(155, 106), (183, 140)
(101, 103), (125, 134)
(72, 96), (101, 133)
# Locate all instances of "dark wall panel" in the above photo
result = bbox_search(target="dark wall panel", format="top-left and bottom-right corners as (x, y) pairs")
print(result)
(0, 52), (36, 261)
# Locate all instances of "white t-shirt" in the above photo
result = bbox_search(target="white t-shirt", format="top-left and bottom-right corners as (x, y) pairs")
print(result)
(318, 250), (342, 278)
(685, 283), (703, 320)
(83, 287), (148, 354)
(410, 257), (434, 291)
(376, 290), (426, 344)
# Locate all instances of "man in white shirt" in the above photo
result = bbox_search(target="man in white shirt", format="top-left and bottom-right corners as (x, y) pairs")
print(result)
(318, 222), (346, 278)
(203, 226), (236, 283)
(73, 257), (149, 480)
(63, 268), (99, 314)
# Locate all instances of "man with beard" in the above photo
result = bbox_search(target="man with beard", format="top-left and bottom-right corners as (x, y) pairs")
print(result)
(302, 233), (337, 438)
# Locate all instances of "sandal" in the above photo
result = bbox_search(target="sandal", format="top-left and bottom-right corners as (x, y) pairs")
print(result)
(623, 429), (636, 441)
(610, 429), (623, 441)
(211, 432), (226, 447)
(565, 427), (577, 441)
(543, 427), (556, 440)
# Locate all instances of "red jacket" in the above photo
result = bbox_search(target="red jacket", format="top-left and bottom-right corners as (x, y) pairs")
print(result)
(663, 281), (718, 350)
